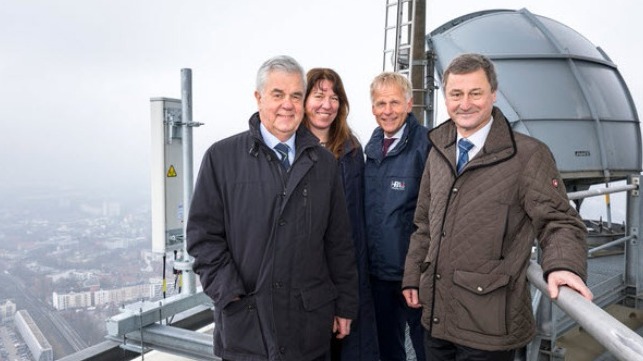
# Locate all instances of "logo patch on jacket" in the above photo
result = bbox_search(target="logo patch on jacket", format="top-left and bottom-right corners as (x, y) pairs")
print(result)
(390, 180), (406, 191)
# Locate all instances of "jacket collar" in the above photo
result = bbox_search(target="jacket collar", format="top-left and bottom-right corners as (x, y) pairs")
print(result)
(248, 112), (320, 162)
(366, 112), (420, 158)
(429, 107), (516, 172)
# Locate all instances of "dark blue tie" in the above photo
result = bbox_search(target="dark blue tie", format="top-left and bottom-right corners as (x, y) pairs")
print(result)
(274, 143), (290, 170)
(456, 138), (474, 174)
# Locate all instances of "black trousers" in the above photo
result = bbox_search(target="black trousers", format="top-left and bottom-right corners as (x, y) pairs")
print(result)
(371, 278), (425, 361)
(330, 336), (341, 360)
(424, 333), (516, 361)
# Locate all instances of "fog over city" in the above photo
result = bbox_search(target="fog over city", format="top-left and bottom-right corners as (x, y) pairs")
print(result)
(1, 0), (641, 211)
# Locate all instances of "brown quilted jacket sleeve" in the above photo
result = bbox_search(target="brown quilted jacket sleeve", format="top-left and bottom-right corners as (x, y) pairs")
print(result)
(520, 142), (588, 281)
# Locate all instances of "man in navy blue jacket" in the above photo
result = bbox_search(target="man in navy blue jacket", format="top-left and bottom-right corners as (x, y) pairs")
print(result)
(364, 72), (430, 361)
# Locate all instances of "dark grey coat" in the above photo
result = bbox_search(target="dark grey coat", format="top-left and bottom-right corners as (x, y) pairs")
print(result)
(187, 113), (358, 361)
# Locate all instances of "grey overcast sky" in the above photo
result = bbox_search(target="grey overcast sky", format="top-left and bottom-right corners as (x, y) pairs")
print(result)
(1, 0), (641, 207)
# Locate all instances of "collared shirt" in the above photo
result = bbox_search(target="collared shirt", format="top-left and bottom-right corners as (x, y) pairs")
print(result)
(456, 116), (494, 162)
(384, 123), (407, 153)
(260, 123), (296, 162)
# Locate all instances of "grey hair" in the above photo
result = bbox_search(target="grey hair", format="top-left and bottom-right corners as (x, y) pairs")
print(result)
(442, 53), (498, 92)
(369, 72), (413, 103)
(256, 55), (306, 94)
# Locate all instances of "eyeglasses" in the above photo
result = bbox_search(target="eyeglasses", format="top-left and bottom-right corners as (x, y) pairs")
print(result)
(446, 90), (485, 101)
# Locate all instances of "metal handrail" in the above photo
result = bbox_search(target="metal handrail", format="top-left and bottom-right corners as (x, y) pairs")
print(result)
(527, 261), (643, 361)
(588, 234), (636, 256)
(567, 184), (638, 201)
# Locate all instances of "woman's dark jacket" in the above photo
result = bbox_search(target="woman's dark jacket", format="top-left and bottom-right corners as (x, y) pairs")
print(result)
(335, 138), (379, 361)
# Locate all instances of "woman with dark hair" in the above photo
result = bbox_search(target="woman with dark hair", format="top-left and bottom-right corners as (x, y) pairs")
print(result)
(303, 68), (379, 361)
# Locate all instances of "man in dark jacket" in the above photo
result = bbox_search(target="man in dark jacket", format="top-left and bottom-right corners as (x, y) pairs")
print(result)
(364, 72), (430, 361)
(402, 53), (593, 361)
(187, 55), (358, 361)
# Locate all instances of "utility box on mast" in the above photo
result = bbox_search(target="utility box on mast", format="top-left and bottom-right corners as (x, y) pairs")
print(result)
(150, 97), (185, 253)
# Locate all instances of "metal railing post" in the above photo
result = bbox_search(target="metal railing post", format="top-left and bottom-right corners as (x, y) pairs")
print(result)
(626, 175), (641, 308)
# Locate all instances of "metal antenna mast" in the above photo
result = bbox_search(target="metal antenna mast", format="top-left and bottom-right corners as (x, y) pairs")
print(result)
(382, 0), (428, 124)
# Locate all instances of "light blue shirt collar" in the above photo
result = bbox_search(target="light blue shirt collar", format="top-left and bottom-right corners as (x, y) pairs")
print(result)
(260, 123), (296, 161)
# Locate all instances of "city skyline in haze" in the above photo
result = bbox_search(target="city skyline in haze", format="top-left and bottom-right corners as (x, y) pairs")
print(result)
(1, 1), (641, 221)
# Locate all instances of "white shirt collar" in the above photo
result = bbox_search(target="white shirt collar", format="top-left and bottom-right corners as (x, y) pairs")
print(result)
(456, 116), (493, 160)
(384, 123), (407, 153)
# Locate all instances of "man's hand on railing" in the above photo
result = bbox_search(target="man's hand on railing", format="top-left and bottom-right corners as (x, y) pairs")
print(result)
(547, 270), (593, 301)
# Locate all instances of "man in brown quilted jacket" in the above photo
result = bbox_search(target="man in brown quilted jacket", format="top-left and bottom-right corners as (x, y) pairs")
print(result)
(402, 53), (593, 361)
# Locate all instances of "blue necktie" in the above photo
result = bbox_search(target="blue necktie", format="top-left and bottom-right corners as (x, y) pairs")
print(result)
(274, 143), (290, 170)
(456, 138), (474, 174)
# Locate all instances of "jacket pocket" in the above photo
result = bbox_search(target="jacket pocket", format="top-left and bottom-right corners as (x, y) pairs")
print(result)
(299, 283), (338, 352)
(452, 270), (510, 336)
(220, 296), (268, 356)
